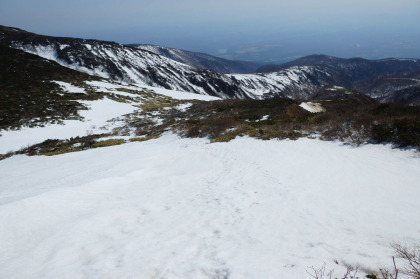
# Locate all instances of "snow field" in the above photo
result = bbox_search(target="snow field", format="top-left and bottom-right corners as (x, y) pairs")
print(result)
(0, 135), (419, 279)
(0, 81), (219, 154)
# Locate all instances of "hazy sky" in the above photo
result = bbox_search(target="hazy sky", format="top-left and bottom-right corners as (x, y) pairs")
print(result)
(1, 0), (420, 63)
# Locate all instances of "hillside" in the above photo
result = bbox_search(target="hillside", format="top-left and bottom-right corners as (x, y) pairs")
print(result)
(256, 55), (420, 103)
(2, 41), (420, 159)
(0, 26), (336, 100)
(130, 44), (260, 74)
(0, 45), (100, 130)
(3, 25), (420, 102)
(353, 71), (420, 104)
(256, 55), (420, 77)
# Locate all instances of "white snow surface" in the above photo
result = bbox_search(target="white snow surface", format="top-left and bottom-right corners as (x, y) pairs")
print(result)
(174, 103), (193, 112)
(138, 84), (221, 101)
(53, 81), (86, 94)
(86, 81), (220, 101)
(299, 102), (326, 113)
(1, 135), (419, 279)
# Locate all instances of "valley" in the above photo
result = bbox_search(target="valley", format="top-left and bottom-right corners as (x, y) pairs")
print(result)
(0, 24), (420, 279)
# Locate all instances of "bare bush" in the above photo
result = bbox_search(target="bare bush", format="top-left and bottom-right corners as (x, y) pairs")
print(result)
(393, 243), (420, 279)
(306, 263), (359, 279)
(377, 257), (399, 279)
(306, 263), (333, 279)
(308, 243), (420, 279)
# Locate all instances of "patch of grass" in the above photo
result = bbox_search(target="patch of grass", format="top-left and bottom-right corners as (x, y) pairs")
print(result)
(103, 93), (133, 103)
(173, 98), (313, 142)
(211, 124), (259, 142)
(14, 134), (119, 156)
(0, 152), (13, 161)
(129, 135), (160, 142)
(169, 96), (420, 148)
(92, 139), (125, 148)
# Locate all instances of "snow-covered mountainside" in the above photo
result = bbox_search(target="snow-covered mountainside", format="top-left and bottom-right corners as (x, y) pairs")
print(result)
(353, 71), (420, 105)
(131, 44), (260, 74)
(257, 55), (420, 104)
(0, 26), (371, 100)
(2, 26), (420, 103)
(227, 66), (342, 99)
(257, 54), (420, 78)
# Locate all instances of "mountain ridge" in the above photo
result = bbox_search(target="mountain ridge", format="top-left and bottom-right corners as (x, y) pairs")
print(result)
(257, 54), (420, 78)
(1, 25), (420, 104)
(129, 44), (261, 74)
(0, 25), (338, 99)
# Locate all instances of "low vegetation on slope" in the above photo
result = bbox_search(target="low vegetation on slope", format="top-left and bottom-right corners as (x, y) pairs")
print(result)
(99, 94), (420, 149)
(4, 93), (419, 160)
(0, 45), (103, 130)
(177, 97), (420, 147)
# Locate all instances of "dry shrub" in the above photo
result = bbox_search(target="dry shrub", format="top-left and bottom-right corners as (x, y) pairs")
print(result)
(92, 139), (125, 148)
(393, 243), (420, 279)
(129, 135), (160, 142)
(203, 117), (236, 138)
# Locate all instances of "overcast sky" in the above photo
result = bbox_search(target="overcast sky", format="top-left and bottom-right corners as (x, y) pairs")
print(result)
(1, 0), (420, 62)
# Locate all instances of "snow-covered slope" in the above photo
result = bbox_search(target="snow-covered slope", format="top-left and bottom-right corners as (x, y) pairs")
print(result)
(257, 54), (420, 78)
(131, 44), (260, 74)
(0, 80), (219, 153)
(353, 71), (420, 104)
(12, 38), (332, 99)
(0, 26), (347, 100)
(12, 40), (238, 97)
(257, 55), (420, 104)
(2, 26), (420, 102)
(228, 66), (340, 99)
(1, 135), (419, 279)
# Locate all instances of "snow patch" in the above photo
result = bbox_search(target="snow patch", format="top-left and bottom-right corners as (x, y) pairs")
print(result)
(138, 84), (220, 101)
(18, 44), (58, 61)
(327, 86), (345, 91)
(256, 115), (269, 122)
(59, 44), (70, 50)
(299, 102), (326, 113)
(0, 98), (135, 153)
(53, 81), (86, 94)
(175, 103), (193, 112)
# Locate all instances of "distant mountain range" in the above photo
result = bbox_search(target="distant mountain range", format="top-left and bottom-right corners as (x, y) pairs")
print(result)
(1, 25), (420, 104)
(257, 55), (420, 76)
(129, 44), (260, 74)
